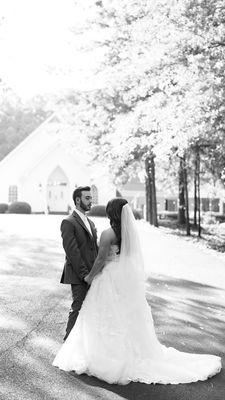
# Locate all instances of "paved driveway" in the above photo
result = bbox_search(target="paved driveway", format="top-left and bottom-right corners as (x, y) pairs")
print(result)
(0, 215), (224, 400)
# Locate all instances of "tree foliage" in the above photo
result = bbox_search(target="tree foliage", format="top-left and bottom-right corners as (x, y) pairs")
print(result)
(0, 84), (51, 161)
(69, 0), (225, 190)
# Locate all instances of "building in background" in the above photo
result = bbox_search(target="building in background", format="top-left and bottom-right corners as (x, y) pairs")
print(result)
(0, 115), (115, 213)
(120, 176), (225, 217)
(1, 114), (224, 216)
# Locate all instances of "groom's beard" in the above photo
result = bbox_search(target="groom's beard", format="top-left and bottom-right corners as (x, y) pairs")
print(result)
(80, 200), (91, 212)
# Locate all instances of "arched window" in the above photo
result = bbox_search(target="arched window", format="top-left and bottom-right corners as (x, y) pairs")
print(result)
(8, 185), (18, 203)
(91, 185), (98, 205)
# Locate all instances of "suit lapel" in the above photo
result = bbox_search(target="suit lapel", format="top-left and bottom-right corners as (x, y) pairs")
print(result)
(88, 218), (98, 243)
(72, 211), (93, 239)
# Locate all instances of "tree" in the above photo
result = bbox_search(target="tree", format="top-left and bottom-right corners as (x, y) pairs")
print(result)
(58, 0), (225, 234)
(0, 84), (50, 160)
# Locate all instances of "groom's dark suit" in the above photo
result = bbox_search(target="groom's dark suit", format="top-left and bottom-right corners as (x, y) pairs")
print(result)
(60, 210), (98, 339)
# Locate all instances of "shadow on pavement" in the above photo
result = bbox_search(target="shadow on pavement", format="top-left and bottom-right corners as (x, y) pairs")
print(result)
(1, 275), (224, 400)
(148, 275), (225, 356)
(0, 234), (63, 278)
(0, 233), (224, 400)
(66, 275), (225, 400)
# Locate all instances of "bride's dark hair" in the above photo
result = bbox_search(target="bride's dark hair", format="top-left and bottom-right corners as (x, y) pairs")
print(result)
(106, 198), (128, 253)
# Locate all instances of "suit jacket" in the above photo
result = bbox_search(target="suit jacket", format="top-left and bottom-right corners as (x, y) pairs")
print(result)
(60, 211), (98, 284)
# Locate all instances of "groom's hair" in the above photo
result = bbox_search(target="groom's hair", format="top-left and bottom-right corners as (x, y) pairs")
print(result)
(73, 186), (91, 204)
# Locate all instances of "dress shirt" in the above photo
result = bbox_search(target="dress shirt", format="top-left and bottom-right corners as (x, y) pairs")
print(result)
(74, 208), (93, 236)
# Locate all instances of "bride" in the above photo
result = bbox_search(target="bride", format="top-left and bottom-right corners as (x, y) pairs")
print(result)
(53, 198), (221, 384)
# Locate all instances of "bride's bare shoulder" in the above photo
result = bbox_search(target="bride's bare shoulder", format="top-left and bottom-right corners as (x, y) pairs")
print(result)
(100, 227), (117, 244)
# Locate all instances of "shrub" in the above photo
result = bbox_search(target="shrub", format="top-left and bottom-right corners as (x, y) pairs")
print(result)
(88, 205), (107, 217)
(0, 203), (8, 213)
(202, 213), (216, 225)
(202, 212), (225, 224)
(215, 214), (225, 223)
(0, 203), (9, 214)
(88, 205), (143, 219)
(158, 211), (178, 220)
(8, 201), (32, 214)
(132, 209), (143, 220)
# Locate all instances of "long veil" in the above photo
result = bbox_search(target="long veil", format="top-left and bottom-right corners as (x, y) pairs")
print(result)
(118, 204), (146, 303)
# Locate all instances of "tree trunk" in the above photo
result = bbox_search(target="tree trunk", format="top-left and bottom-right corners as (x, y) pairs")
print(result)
(193, 154), (198, 226)
(196, 149), (201, 237)
(151, 156), (158, 227)
(149, 175), (154, 225)
(178, 159), (186, 225)
(145, 156), (158, 227)
(183, 156), (190, 236)
(145, 176), (150, 222)
(145, 158), (153, 224)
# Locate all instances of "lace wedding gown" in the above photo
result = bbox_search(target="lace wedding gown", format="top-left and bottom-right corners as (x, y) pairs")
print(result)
(53, 206), (221, 384)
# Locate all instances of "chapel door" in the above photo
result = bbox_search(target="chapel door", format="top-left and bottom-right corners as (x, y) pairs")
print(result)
(47, 166), (69, 212)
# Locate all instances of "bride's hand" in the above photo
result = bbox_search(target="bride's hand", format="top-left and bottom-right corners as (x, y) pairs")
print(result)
(84, 274), (92, 285)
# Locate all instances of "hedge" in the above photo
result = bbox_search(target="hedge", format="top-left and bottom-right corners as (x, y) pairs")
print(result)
(88, 205), (107, 217)
(0, 203), (8, 213)
(158, 211), (178, 220)
(8, 201), (32, 214)
(88, 205), (143, 220)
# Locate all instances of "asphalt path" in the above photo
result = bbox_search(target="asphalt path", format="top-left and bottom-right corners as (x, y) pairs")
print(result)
(0, 215), (224, 400)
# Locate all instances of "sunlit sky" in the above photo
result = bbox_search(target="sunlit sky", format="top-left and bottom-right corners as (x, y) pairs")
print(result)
(0, 0), (103, 99)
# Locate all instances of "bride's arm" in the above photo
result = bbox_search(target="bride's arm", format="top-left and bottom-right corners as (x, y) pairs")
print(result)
(84, 230), (112, 285)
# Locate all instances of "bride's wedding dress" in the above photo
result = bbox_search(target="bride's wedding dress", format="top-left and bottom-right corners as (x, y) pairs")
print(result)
(53, 205), (221, 385)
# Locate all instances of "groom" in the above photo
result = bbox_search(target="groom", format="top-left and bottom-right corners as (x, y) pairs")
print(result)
(60, 186), (98, 340)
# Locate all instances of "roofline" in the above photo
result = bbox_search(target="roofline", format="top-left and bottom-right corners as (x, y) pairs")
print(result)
(0, 113), (56, 166)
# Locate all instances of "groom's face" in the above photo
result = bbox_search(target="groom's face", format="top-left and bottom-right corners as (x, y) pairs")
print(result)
(79, 190), (92, 212)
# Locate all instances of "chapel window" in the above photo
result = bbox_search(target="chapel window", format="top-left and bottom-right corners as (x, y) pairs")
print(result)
(8, 185), (18, 203)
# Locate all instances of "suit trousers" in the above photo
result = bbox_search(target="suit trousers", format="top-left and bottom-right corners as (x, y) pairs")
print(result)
(64, 282), (88, 341)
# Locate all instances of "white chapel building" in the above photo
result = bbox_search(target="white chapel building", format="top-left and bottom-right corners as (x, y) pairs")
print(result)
(0, 114), (116, 213)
